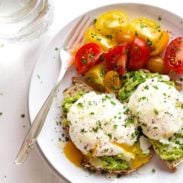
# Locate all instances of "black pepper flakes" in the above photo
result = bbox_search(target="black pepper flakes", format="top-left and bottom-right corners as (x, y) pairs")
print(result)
(21, 114), (25, 118)
(117, 174), (122, 178)
(158, 16), (162, 21)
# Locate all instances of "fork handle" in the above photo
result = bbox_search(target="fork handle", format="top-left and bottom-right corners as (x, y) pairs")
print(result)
(15, 84), (59, 165)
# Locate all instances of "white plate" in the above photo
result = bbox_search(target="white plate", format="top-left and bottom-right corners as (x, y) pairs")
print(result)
(28, 3), (183, 183)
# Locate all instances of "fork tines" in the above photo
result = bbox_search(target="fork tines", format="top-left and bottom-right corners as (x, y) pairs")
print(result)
(63, 15), (91, 49)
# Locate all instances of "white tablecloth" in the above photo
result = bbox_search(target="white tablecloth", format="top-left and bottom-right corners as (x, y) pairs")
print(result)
(0, 0), (182, 182)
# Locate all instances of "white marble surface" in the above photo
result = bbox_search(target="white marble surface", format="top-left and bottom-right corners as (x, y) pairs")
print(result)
(0, 0), (183, 183)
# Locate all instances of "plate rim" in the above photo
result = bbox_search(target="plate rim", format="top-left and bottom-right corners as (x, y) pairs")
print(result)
(28, 2), (183, 182)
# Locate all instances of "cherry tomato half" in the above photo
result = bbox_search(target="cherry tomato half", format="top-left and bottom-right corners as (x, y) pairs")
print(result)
(105, 43), (129, 75)
(128, 37), (150, 70)
(104, 70), (121, 93)
(147, 56), (165, 74)
(164, 37), (183, 74)
(75, 43), (102, 74)
(116, 28), (135, 45)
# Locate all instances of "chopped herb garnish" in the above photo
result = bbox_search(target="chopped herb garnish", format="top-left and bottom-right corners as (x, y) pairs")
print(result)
(113, 124), (118, 129)
(107, 133), (112, 139)
(158, 16), (162, 21)
(96, 120), (102, 128)
(104, 148), (109, 152)
(90, 112), (95, 115)
(80, 128), (85, 133)
(81, 58), (88, 64)
(93, 127), (99, 133)
(131, 129), (139, 139)
(0, 112), (2, 116)
(77, 102), (84, 108)
(144, 85), (149, 90)
(141, 122), (147, 127)
(98, 54), (106, 62)
(110, 101), (116, 105)
(138, 96), (146, 101)
(124, 108), (130, 114)
(105, 95), (111, 100)
(124, 117), (134, 127)
(55, 47), (59, 51)
(37, 74), (40, 79)
(140, 23), (145, 29)
(96, 37), (101, 41)
(152, 168), (156, 173)
(153, 85), (158, 89)
(100, 69), (106, 77)
(154, 109), (159, 115)
(89, 53), (95, 58)
(117, 174), (122, 178)
(105, 34), (113, 39)
(147, 39), (152, 46)
(93, 18), (97, 24)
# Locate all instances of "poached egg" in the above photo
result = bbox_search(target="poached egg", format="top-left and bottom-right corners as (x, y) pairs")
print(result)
(67, 92), (137, 160)
(128, 77), (183, 141)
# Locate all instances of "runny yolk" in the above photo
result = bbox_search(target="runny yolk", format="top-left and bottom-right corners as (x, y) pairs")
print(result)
(115, 143), (151, 169)
(131, 154), (151, 169)
(64, 141), (84, 167)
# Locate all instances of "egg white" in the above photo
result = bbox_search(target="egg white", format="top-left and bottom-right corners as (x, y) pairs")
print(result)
(67, 92), (137, 160)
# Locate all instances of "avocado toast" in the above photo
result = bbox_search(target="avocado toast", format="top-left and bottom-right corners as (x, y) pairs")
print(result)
(62, 77), (152, 175)
(126, 72), (183, 171)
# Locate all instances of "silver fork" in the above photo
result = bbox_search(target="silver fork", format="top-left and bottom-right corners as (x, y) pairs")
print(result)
(15, 15), (91, 165)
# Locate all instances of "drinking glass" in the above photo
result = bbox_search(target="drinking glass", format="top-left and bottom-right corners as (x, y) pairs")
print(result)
(0, 0), (53, 41)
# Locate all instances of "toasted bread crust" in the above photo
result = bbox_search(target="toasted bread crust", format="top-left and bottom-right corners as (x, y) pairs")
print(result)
(164, 157), (183, 171)
(63, 77), (93, 99)
(81, 161), (135, 175)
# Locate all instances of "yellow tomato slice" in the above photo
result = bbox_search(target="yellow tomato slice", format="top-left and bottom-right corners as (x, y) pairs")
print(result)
(129, 17), (162, 48)
(95, 10), (129, 35)
(84, 27), (117, 51)
(150, 31), (169, 56)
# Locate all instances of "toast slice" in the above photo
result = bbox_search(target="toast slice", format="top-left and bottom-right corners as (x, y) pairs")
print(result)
(63, 77), (94, 99)
(62, 77), (152, 175)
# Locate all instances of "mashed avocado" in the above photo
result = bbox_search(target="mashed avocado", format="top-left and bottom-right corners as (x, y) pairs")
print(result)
(150, 131), (183, 161)
(62, 90), (85, 126)
(118, 70), (174, 102)
(99, 155), (129, 170)
(62, 90), (85, 113)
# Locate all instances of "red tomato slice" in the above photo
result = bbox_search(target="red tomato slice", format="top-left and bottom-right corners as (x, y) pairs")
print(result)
(128, 37), (150, 70)
(105, 43), (129, 75)
(75, 43), (101, 74)
(164, 37), (183, 73)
